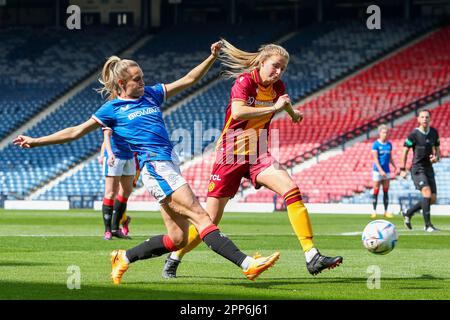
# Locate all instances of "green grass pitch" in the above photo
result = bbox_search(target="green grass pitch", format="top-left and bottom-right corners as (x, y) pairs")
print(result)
(0, 209), (449, 300)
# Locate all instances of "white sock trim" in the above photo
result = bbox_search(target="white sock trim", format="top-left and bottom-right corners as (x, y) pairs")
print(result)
(123, 252), (130, 264)
(169, 252), (181, 261)
(305, 248), (318, 263)
(241, 256), (253, 270)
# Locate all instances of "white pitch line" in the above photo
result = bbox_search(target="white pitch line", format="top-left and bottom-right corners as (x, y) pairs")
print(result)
(0, 231), (449, 237)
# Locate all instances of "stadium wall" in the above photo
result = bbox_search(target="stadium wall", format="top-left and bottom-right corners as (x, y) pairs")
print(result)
(4, 200), (450, 215)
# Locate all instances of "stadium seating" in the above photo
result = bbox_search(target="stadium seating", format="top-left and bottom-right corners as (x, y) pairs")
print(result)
(32, 22), (289, 201)
(0, 26), (142, 140)
(240, 102), (450, 204)
(11, 19), (445, 202)
(159, 18), (441, 160)
(140, 19), (445, 202)
(0, 25), (177, 199)
(272, 24), (450, 165)
(0, 85), (104, 198)
(133, 22), (291, 108)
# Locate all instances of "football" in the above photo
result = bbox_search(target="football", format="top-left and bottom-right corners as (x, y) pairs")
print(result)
(362, 220), (398, 255)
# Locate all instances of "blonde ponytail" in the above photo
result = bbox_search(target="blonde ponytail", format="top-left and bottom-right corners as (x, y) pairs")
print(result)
(219, 38), (290, 79)
(96, 56), (139, 100)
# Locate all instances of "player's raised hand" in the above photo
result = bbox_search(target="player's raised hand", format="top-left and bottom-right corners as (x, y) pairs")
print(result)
(211, 41), (223, 58)
(273, 94), (291, 112)
(291, 109), (304, 124)
(13, 135), (35, 149)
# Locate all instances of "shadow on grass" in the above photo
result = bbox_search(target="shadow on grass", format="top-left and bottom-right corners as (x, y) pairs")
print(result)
(185, 273), (448, 285)
(0, 280), (284, 300)
(0, 261), (54, 267)
(0, 273), (448, 300)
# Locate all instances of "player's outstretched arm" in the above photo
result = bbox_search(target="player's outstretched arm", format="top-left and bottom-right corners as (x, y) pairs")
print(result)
(231, 94), (294, 121)
(283, 101), (303, 123)
(13, 118), (100, 149)
(165, 41), (222, 100)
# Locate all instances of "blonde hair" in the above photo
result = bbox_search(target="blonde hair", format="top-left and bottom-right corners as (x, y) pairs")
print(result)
(218, 38), (290, 79)
(378, 124), (388, 132)
(96, 56), (139, 100)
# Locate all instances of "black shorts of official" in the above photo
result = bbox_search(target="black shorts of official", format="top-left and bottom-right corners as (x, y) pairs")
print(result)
(411, 166), (437, 194)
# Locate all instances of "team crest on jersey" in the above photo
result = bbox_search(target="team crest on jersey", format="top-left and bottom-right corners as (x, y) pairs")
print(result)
(167, 174), (178, 184)
(120, 104), (131, 111)
(208, 182), (216, 192)
(145, 97), (155, 104)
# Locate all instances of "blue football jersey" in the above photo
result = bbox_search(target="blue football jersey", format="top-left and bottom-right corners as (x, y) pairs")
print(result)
(93, 84), (175, 168)
(372, 140), (392, 173)
(103, 129), (134, 160)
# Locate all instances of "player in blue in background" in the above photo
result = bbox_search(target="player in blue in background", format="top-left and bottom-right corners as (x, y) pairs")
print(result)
(13, 41), (280, 285)
(97, 128), (135, 240)
(371, 124), (398, 219)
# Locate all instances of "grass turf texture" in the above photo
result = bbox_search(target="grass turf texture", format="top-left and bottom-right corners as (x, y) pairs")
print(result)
(0, 209), (449, 300)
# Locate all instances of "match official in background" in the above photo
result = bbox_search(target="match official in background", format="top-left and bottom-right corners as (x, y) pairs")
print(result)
(400, 109), (440, 232)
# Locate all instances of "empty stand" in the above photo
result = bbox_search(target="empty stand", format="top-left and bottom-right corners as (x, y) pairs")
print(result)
(241, 102), (450, 204)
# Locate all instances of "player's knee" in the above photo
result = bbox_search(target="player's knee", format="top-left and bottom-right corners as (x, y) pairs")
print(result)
(169, 232), (188, 248)
(104, 190), (116, 199)
(175, 237), (189, 248)
(431, 195), (437, 204)
(421, 188), (432, 198)
(119, 188), (132, 198)
(172, 237), (188, 249)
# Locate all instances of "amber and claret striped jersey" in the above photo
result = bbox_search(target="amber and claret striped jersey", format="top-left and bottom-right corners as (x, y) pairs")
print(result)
(216, 69), (286, 160)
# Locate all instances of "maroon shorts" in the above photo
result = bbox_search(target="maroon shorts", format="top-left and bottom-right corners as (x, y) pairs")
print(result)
(207, 152), (275, 198)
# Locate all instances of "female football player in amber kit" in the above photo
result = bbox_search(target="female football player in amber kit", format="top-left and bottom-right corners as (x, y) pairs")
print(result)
(163, 39), (343, 278)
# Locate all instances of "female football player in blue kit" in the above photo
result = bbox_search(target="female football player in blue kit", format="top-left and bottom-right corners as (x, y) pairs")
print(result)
(13, 41), (279, 285)
(97, 128), (135, 240)
(371, 124), (398, 219)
